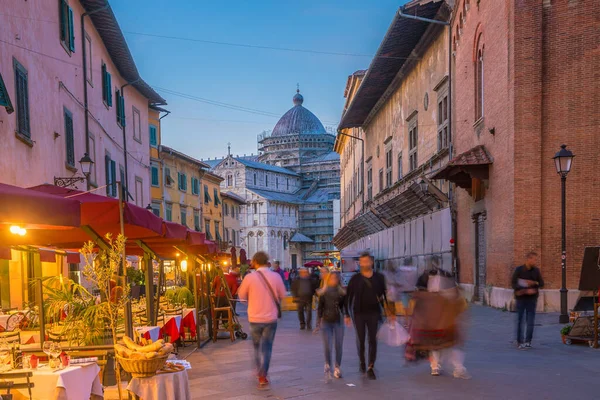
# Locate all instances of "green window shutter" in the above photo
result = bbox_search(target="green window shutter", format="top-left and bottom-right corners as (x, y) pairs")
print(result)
(204, 185), (211, 203)
(151, 166), (159, 186)
(107, 73), (112, 106)
(68, 7), (75, 52)
(115, 90), (120, 124)
(110, 160), (117, 197)
(59, 0), (67, 43)
(105, 155), (111, 196)
(14, 60), (30, 137)
(0, 72), (14, 113)
(183, 174), (188, 191)
(120, 94), (125, 126)
(214, 188), (220, 206)
(149, 125), (157, 146)
(177, 172), (182, 190)
(64, 109), (75, 166)
(101, 64), (107, 102)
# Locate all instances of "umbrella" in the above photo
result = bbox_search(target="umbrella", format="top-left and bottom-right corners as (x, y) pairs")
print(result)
(239, 248), (248, 265)
(230, 247), (238, 267)
(304, 260), (324, 268)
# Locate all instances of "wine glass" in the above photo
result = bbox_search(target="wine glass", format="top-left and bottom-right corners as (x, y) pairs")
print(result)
(42, 341), (52, 365)
(51, 342), (62, 369)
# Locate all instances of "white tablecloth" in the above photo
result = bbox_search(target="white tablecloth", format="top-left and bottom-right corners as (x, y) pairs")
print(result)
(135, 326), (161, 342)
(127, 369), (191, 400)
(10, 363), (102, 400)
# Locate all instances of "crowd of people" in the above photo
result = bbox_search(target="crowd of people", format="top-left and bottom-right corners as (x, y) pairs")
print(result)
(220, 250), (544, 389)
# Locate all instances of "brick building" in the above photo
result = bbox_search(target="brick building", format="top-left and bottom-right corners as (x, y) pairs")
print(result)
(432, 0), (599, 311)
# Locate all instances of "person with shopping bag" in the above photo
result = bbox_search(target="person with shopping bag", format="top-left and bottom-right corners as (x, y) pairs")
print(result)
(316, 272), (347, 381)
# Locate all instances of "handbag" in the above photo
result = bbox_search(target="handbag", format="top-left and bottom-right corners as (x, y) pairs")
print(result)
(257, 270), (282, 319)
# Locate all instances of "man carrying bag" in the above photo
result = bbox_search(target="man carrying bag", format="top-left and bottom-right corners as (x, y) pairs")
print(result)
(238, 251), (286, 389)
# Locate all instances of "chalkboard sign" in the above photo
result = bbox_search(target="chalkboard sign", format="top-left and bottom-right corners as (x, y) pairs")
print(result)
(578, 247), (600, 291)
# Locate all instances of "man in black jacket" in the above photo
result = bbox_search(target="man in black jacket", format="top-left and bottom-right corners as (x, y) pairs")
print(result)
(512, 251), (544, 349)
(292, 268), (318, 330)
(345, 252), (393, 380)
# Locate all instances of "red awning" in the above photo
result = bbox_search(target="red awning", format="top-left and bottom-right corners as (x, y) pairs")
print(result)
(0, 183), (81, 228)
(66, 251), (81, 264)
(38, 249), (56, 263)
(7, 185), (164, 248)
(0, 247), (12, 260)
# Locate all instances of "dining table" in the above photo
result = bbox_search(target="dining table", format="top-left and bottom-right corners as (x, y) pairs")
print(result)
(180, 308), (197, 339)
(2, 362), (103, 400)
(134, 326), (162, 343)
(127, 369), (191, 400)
(161, 315), (182, 343)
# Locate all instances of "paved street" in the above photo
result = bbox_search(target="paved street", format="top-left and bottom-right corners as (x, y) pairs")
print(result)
(182, 305), (599, 400)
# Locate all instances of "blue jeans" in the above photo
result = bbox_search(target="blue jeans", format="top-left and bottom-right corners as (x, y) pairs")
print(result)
(516, 297), (537, 344)
(321, 322), (344, 368)
(250, 322), (278, 377)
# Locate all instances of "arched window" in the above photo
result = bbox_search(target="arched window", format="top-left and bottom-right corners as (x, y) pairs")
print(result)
(475, 33), (484, 121)
(227, 175), (233, 187)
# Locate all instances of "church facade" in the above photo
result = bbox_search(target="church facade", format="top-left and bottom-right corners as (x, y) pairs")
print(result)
(206, 90), (340, 268)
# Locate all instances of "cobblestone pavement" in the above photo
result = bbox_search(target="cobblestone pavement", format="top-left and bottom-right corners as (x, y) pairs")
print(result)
(180, 305), (599, 400)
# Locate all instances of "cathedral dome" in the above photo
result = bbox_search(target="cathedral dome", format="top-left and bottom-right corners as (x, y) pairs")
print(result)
(271, 90), (326, 137)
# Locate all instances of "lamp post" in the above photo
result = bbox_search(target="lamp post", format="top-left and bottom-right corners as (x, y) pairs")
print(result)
(553, 144), (574, 324)
(54, 153), (94, 188)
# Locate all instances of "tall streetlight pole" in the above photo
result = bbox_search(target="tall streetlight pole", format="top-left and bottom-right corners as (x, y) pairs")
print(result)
(336, 131), (365, 215)
(553, 144), (575, 324)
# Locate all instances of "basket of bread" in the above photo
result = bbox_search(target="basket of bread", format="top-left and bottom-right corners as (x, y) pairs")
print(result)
(115, 336), (174, 378)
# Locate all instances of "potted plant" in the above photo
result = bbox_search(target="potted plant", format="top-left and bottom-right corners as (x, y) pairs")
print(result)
(560, 325), (572, 344)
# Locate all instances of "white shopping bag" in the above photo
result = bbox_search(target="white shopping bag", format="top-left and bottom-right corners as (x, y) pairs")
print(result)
(378, 321), (410, 347)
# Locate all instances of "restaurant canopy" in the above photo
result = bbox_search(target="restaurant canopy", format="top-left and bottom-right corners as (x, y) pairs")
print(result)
(2, 185), (163, 248)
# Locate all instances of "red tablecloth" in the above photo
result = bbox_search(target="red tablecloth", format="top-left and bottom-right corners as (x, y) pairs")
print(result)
(161, 316), (181, 343)
(180, 309), (196, 339)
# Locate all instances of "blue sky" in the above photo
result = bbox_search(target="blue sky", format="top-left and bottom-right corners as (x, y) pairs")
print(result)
(112, 0), (407, 159)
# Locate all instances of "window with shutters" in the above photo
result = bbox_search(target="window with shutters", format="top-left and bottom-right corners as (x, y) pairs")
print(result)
(436, 80), (449, 151)
(105, 153), (117, 197)
(14, 59), (30, 139)
(205, 219), (212, 240)
(149, 124), (158, 147)
(191, 177), (200, 195)
(165, 203), (172, 222)
(59, 1), (75, 54)
(101, 63), (112, 107)
(204, 185), (211, 204)
(177, 172), (187, 192)
(214, 188), (221, 206)
(132, 107), (141, 143)
(164, 167), (173, 187)
(367, 165), (373, 201)
(64, 108), (75, 168)
(225, 228), (230, 243)
(180, 206), (187, 227)
(193, 209), (200, 231)
(385, 148), (392, 188)
(116, 90), (125, 127)
(378, 169), (384, 193)
(226, 175), (233, 187)
(397, 152), (403, 182)
(215, 222), (222, 241)
(408, 118), (418, 171)
(224, 203), (229, 216)
(151, 201), (161, 217)
(151, 163), (159, 187)
(0, 72), (13, 114)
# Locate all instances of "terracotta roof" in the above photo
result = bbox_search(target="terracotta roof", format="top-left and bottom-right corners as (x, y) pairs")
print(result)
(445, 145), (493, 167)
(80, 0), (166, 105)
(159, 145), (211, 169)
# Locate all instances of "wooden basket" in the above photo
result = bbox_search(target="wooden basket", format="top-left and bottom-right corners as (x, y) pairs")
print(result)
(116, 354), (168, 378)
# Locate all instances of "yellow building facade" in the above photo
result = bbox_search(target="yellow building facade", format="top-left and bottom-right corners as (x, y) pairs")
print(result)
(148, 106), (166, 217)
(200, 171), (224, 242)
(159, 146), (210, 230)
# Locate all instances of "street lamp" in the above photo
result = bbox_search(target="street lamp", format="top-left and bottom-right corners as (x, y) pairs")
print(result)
(419, 178), (429, 193)
(553, 144), (575, 324)
(54, 153), (94, 188)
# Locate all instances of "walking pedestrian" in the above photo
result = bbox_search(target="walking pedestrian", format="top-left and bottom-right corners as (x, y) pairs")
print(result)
(291, 267), (318, 330)
(283, 269), (291, 292)
(272, 260), (286, 284)
(237, 251), (286, 388)
(316, 272), (346, 381)
(512, 251), (544, 349)
(345, 251), (394, 380)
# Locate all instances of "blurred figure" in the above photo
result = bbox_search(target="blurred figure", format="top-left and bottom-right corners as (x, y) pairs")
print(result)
(410, 267), (470, 379)
(238, 251), (286, 389)
(283, 268), (291, 292)
(345, 251), (393, 380)
(512, 251), (544, 349)
(212, 265), (239, 320)
(272, 260), (286, 284)
(292, 267), (318, 330)
(317, 272), (346, 381)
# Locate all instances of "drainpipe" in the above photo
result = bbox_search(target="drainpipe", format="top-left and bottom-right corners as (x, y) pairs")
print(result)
(397, 7), (457, 277)
(120, 79), (141, 200)
(81, 1), (109, 190)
